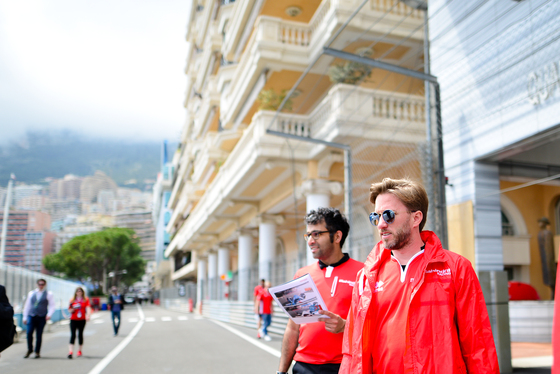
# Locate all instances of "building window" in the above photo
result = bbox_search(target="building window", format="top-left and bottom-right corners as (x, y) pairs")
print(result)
(501, 211), (514, 236)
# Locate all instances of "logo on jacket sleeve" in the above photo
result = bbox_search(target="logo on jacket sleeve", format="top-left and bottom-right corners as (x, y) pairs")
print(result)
(374, 280), (384, 293)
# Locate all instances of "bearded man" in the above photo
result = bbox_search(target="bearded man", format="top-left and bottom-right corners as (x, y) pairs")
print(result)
(340, 178), (499, 374)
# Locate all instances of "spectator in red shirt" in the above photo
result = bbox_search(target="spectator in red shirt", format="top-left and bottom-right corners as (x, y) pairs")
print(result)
(255, 281), (274, 341)
(67, 287), (91, 359)
(253, 279), (265, 338)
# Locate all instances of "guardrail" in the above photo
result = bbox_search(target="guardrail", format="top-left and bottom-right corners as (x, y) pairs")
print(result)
(201, 300), (289, 336)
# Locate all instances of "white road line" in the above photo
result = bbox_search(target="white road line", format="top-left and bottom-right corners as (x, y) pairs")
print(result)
(161, 317), (172, 321)
(177, 316), (188, 321)
(87, 304), (145, 374)
(128, 318), (139, 322)
(60, 320), (70, 325)
(211, 320), (280, 358)
(145, 317), (155, 322)
(194, 316), (203, 320)
(93, 320), (104, 324)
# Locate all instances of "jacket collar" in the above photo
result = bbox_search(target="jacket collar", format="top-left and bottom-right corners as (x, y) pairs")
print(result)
(365, 230), (445, 272)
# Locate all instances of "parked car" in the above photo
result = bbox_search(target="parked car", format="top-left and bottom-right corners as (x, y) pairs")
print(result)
(124, 293), (136, 304)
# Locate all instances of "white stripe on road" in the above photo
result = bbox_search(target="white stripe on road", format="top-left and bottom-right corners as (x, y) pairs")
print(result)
(161, 317), (172, 321)
(177, 316), (188, 321)
(87, 304), (145, 374)
(211, 320), (281, 358)
(93, 320), (104, 324)
(145, 317), (155, 322)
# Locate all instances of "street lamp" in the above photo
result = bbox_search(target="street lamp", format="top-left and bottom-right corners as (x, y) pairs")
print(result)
(106, 270), (127, 292)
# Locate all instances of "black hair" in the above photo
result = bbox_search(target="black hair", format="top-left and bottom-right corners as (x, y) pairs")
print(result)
(304, 207), (350, 248)
(37, 278), (46, 284)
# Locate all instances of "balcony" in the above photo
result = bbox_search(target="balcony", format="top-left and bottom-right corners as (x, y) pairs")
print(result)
(192, 77), (221, 140)
(223, 0), (422, 63)
(220, 0), (424, 128)
(166, 85), (424, 257)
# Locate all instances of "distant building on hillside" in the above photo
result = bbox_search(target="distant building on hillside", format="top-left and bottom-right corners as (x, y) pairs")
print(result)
(49, 174), (82, 200)
(113, 210), (155, 262)
(17, 195), (50, 211)
(13, 184), (44, 207)
(80, 171), (118, 203)
(44, 199), (82, 221)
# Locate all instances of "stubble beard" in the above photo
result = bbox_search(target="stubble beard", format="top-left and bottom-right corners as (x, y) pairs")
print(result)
(382, 225), (412, 250)
(312, 240), (333, 260)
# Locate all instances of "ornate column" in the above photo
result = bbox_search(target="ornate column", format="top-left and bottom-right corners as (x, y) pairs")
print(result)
(237, 232), (253, 302)
(258, 215), (283, 282)
(207, 252), (217, 300)
(197, 259), (207, 307)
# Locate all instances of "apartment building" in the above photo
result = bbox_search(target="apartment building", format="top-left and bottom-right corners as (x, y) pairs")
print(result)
(113, 210), (156, 262)
(167, 0), (430, 303)
(0, 210), (52, 271)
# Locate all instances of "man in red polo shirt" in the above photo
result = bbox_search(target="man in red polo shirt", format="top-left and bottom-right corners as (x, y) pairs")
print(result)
(277, 208), (363, 374)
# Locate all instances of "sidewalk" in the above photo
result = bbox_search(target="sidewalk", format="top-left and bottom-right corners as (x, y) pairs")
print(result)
(511, 342), (553, 373)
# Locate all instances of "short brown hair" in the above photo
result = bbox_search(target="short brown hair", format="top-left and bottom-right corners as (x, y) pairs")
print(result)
(369, 178), (429, 231)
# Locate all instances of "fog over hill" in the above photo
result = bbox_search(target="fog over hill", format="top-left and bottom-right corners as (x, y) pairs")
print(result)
(0, 130), (165, 189)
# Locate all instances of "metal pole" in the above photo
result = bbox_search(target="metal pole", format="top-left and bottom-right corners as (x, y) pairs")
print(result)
(0, 175), (15, 264)
(434, 83), (448, 249)
(423, 11), (436, 234)
(343, 148), (353, 254)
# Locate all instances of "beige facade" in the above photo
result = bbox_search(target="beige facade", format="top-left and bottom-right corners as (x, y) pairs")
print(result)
(167, 0), (428, 298)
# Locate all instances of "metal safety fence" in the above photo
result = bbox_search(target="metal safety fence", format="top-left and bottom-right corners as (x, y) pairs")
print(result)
(0, 262), (79, 325)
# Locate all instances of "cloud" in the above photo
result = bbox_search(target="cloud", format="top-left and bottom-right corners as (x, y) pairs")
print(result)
(0, 0), (190, 144)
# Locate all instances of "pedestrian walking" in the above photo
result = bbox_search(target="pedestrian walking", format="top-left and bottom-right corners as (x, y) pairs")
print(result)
(277, 207), (363, 374)
(341, 178), (499, 374)
(0, 285), (16, 358)
(22, 278), (55, 359)
(108, 287), (124, 336)
(255, 281), (273, 341)
(253, 279), (265, 338)
(67, 287), (91, 359)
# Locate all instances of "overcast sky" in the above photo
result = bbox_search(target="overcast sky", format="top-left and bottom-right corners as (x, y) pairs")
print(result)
(0, 0), (191, 145)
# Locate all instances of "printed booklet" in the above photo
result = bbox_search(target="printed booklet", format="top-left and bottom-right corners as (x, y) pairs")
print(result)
(269, 273), (328, 324)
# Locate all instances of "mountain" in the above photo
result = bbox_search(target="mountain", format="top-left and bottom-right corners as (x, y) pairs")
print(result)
(0, 130), (166, 189)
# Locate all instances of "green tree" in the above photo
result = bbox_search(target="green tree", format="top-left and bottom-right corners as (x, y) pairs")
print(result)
(44, 228), (146, 289)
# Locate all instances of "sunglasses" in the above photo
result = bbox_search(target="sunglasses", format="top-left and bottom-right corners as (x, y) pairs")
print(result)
(37, 283), (46, 286)
(369, 210), (414, 226)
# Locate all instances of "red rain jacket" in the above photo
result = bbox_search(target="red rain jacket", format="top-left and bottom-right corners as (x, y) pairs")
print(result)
(340, 231), (499, 374)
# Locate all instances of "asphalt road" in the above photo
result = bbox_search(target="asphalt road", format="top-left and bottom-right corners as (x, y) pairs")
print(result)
(1, 304), (551, 374)
(0, 304), (283, 374)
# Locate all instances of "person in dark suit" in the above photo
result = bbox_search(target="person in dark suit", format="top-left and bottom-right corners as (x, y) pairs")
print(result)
(108, 287), (125, 336)
(0, 285), (15, 357)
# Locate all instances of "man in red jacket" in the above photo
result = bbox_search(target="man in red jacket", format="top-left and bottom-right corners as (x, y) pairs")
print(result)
(341, 178), (499, 374)
(277, 207), (363, 374)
